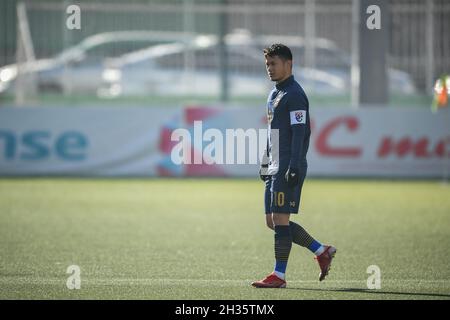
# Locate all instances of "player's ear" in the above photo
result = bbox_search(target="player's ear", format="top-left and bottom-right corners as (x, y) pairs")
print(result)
(288, 59), (293, 70)
(284, 59), (292, 70)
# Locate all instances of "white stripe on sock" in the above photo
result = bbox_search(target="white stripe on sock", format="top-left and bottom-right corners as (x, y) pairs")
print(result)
(314, 245), (325, 256)
(273, 270), (285, 280)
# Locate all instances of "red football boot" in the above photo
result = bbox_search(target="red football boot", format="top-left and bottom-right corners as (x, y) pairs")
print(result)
(315, 245), (337, 281)
(251, 272), (286, 288)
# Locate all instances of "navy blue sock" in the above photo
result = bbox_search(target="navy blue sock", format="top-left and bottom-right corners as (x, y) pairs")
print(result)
(289, 221), (323, 254)
(274, 225), (292, 275)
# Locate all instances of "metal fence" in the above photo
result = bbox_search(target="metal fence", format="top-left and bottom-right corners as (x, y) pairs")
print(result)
(1, 0), (449, 105)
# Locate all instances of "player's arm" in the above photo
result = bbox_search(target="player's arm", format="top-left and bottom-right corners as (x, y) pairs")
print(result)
(285, 93), (308, 187)
(259, 134), (270, 181)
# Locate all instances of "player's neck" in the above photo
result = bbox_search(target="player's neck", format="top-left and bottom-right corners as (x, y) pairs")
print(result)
(276, 73), (292, 85)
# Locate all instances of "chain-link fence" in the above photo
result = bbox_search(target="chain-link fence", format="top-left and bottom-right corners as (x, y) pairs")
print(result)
(0, 0), (449, 106)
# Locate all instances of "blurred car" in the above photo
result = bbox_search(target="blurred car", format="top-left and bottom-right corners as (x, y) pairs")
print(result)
(0, 31), (190, 96)
(255, 33), (416, 95)
(99, 30), (416, 98)
(99, 33), (348, 98)
(1, 29), (416, 99)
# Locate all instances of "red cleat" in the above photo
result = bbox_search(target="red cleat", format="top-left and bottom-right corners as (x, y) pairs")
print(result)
(315, 245), (337, 281)
(251, 272), (286, 288)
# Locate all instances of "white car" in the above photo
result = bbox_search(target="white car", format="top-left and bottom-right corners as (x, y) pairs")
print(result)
(0, 31), (191, 96)
(99, 34), (348, 98)
(99, 31), (416, 98)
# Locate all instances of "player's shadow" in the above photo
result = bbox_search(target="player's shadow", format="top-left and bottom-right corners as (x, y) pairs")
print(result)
(286, 287), (450, 299)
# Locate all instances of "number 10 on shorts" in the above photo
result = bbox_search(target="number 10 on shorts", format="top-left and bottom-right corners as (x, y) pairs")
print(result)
(273, 192), (285, 207)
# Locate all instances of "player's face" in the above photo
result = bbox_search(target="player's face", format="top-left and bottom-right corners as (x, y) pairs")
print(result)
(265, 55), (291, 82)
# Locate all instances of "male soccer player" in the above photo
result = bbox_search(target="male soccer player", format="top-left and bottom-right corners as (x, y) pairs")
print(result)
(252, 44), (336, 288)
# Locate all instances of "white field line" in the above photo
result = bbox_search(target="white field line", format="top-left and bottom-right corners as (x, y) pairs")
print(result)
(1, 278), (450, 286)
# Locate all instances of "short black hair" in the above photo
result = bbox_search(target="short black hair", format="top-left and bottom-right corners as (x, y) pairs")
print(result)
(263, 44), (292, 61)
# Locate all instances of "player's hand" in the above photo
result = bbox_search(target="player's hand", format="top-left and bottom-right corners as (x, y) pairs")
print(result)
(285, 166), (299, 187)
(259, 164), (270, 182)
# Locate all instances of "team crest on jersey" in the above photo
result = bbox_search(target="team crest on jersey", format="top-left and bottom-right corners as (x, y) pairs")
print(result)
(289, 110), (306, 125)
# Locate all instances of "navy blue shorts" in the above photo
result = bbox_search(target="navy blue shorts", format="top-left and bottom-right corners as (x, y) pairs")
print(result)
(264, 167), (307, 214)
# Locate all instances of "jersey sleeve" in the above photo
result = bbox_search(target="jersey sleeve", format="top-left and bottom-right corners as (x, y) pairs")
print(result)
(287, 92), (308, 167)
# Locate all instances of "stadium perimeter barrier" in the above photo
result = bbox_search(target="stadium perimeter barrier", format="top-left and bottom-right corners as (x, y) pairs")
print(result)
(0, 106), (449, 178)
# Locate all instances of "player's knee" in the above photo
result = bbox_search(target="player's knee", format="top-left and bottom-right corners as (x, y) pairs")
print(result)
(272, 213), (290, 226)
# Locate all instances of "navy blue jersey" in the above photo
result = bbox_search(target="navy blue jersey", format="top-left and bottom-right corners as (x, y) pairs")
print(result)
(265, 75), (311, 174)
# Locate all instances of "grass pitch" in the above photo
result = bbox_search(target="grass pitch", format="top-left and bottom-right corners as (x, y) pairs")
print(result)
(0, 178), (449, 300)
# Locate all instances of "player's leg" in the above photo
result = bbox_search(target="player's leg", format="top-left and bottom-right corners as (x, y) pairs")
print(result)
(287, 171), (337, 281)
(290, 220), (325, 254)
(290, 217), (338, 281)
(290, 219), (337, 281)
(252, 212), (292, 288)
(269, 173), (294, 282)
(272, 212), (292, 280)
(287, 170), (325, 253)
(252, 174), (292, 288)
(265, 177), (296, 279)
(287, 176), (326, 254)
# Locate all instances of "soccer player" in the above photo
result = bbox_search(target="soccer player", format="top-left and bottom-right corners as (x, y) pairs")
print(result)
(252, 44), (337, 288)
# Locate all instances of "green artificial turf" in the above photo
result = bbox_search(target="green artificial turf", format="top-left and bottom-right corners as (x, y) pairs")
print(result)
(0, 178), (449, 299)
